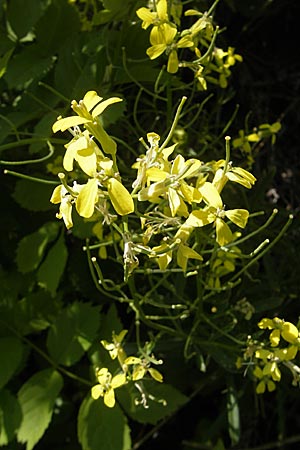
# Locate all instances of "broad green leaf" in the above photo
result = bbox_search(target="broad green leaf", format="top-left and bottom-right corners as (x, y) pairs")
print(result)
(107, 178), (134, 215)
(0, 337), (23, 389)
(0, 389), (22, 445)
(117, 381), (188, 425)
(4, 45), (55, 89)
(47, 302), (100, 366)
(17, 369), (63, 450)
(37, 230), (68, 296)
(16, 222), (60, 273)
(78, 395), (131, 450)
(13, 179), (56, 211)
(6, 0), (50, 39)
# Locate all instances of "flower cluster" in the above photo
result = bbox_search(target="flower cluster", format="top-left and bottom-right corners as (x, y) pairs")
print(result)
(136, 0), (242, 89)
(50, 91), (257, 279)
(239, 317), (300, 394)
(91, 330), (163, 408)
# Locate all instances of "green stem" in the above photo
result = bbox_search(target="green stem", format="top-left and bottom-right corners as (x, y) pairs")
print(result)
(0, 140), (55, 165)
(4, 169), (58, 185)
(159, 96), (187, 151)
(229, 213), (293, 283)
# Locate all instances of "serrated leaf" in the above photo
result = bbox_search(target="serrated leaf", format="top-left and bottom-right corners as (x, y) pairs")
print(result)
(47, 302), (100, 366)
(117, 381), (188, 425)
(4, 45), (55, 89)
(0, 389), (22, 445)
(78, 395), (131, 450)
(13, 179), (56, 211)
(0, 337), (23, 389)
(37, 230), (68, 296)
(17, 369), (63, 450)
(16, 222), (60, 273)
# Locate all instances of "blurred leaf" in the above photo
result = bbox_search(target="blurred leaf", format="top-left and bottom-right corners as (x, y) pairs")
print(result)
(6, 0), (50, 39)
(117, 380), (188, 425)
(0, 389), (22, 445)
(13, 179), (57, 211)
(35, 0), (80, 55)
(47, 302), (101, 366)
(78, 395), (131, 450)
(0, 48), (14, 79)
(17, 369), (63, 450)
(4, 45), (56, 89)
(16, 222), (60, 273)
(227, 381), (240, 445)
(16, 291), (61, 335)
(37, 230), (68, 296)
(0, 337), (23, 389)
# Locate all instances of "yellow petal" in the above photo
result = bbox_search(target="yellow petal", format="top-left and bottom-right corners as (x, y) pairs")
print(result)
(50, 185), (62, 204)
(111, 373), (126, 389)
(132, 366), (146, 381)
(215, 218), (232, 246)
(76, 178), (98, 218)
(225, 209), (249, 228)
(124, 356), (142, 365)
(83, 91), (103, 112)
(168, 187), (181, 217)
(136, 7), (156, 27)
(270, 329), (280, 347)
(149, 368), (163, 383)
(92, 97), (123, 118)
(281, 322), (299, 343)
(146, 167), (169, 182)
(59, 197), (73, 229)
(52, 116), (90, 133)
(199, 182), (223, 209)
(146, 44), (167, 60)
(76, 147), (97, 177)
(107, 178), (134, 215)
(156, 0), (168, 19)
(256, 380), (266, 394)
(186, 209), (214, 227)
(91, 384), (104, 400)
(104, 388), (115, 408)
(167, 49), (178, 74)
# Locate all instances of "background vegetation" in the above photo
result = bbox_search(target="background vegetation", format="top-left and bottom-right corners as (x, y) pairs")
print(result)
(1, 0), (299, 449)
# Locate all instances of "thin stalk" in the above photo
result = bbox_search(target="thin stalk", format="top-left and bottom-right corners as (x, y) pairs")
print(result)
(4, 169), (58, 185)
(159, 96), (187, 151)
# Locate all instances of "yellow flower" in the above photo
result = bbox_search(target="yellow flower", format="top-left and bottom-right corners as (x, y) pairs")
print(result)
(53, 91), (122, 155)
(63, 129), (103, 177)
(101, 330), (128, 366)
(50, 184), (75, 229)
(184, 182), (249, 246)
(124, 356), (163, 383)
(91, 367), (126, 408)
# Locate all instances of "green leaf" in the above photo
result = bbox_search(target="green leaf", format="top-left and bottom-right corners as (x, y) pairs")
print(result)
(0, 48), (14, 79)
(17, 369), (63, 450)
(0, 389), (22, 445)
(13, 179), (56, 212)
(16, 222), (60, 273)
(4, 45), (55, 89)
(117, 381), (188, 425)
(0, 337), (23, 389)
(47, 302), (100, 366)
(6, 0), (50, 39)
(37, 230), (68, 296)
(78, 395), (131, 450)
(227, 382), (240, 445)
